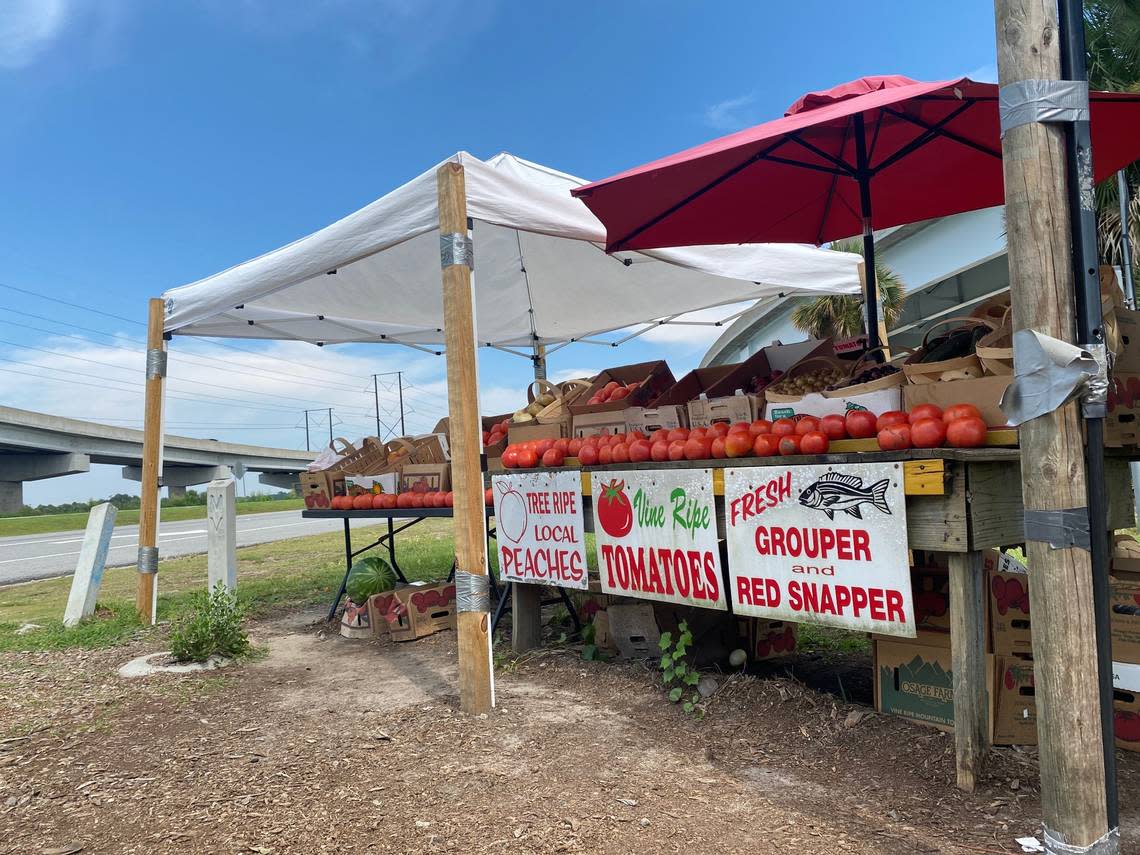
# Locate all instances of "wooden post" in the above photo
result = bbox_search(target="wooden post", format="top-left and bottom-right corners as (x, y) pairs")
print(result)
(995, 1), (1110, 847)
(137, 297), (167, 624)
(948, 550), (988, 792)
(438, 162), (495, 714)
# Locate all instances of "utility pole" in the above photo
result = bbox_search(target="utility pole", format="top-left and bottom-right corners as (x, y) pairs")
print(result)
(304, 409), (310, 451)
(303, 408), (333, 451)
(326, 407), (333, 445)
(372, 372), (407, 437)
(994, 1), (1112, 851)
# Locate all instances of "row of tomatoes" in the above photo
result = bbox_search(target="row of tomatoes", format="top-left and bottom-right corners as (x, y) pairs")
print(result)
(498, 402), (990, 467)
(330, 491), (455, 510)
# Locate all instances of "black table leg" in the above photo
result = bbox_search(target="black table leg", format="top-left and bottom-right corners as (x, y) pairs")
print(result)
(387, 516), (410, 583)
(327, 518), (354, 622)
(491, 583), (512, 635)
(557, 586), (583, 634)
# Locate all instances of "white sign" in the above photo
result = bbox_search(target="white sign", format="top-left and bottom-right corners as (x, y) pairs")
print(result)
(492, 470), (588, 590)
(724, 462), (915, 636)
(592, 470), (726, 610)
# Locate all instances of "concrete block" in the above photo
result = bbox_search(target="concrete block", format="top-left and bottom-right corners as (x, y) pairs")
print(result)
(0, 482), (22, 515)
(0, 452), (89, 482)
(63, 502), (117, 628)
(207, 478), (237, 591)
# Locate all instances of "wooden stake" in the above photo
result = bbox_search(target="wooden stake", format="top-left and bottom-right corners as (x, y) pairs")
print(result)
(437, 162), (495, 714)
(995, 0), (1109, 845)
(137, 297), (167, 624)
(948, 550), (988, 791)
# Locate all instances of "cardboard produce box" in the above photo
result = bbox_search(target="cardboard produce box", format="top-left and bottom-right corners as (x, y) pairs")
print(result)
(625, 403), (689, 434)
(874, 639), (957, 731)
(739, 617), (796, 661)
(368, 581), (457, 642)
(992, 654), (1037, 746)
(1111, 570), (1140, 664)
(1113, 658), (1140, 753)
(689, 391), (762, 428)
(508, 420), (565, 446)
(570, 360), (675, 415)
(766, 385), (901, 421)
(398, 464), (450, 494)
(871, 565), (954, 649)
(1107, 374), (1140, 446)
(300, 471), (345, 509)
(635, 364), (740, 432)
(988, 554), (1032, 656)
(903, 375), (1013, 428)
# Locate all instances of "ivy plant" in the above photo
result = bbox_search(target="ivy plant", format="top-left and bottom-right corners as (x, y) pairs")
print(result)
(658, 620), (702, 716)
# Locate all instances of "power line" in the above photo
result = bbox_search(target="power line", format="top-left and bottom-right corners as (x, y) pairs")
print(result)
(0, 281), (145, 327)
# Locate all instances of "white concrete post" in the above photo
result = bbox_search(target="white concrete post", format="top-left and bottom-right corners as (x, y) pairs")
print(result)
(63, 502), (117, 627)
(207, 478), (237, 591)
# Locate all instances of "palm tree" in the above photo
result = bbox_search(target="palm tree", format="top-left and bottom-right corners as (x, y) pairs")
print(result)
(1086, 0), (1140, 278)
(790, 238), (906, 340)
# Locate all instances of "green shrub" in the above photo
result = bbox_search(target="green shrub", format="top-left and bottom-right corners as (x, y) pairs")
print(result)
(169, 583), (250, 663)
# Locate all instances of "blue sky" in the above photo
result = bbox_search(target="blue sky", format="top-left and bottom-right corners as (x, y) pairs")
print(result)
(0, 0), (999, 504)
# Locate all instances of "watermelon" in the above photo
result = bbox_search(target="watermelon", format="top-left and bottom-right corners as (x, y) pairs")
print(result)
(345, 555), (397, 603)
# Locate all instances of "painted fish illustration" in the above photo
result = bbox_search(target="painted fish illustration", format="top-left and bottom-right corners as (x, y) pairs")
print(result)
(798, 471), (891, 520)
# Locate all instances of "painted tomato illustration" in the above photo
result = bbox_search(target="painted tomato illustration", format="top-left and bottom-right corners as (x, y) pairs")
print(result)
(495, 480), (528, 543)
(597, 478), (633, 538)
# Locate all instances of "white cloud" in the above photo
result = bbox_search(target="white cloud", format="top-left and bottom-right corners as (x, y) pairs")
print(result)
(0, 0), (69, 69)
(704, 92), (757, 131)
(964, 63), (998, 83)
(548, 367), (599, 384)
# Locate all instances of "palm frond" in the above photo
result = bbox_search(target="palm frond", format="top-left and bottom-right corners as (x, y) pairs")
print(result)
(790, 238), (907, 339)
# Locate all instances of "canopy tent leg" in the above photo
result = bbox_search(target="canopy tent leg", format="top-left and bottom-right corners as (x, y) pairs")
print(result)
(137, 297), (167, 624)
(437, 162), (495, 714)
(512, 342), (548, 653)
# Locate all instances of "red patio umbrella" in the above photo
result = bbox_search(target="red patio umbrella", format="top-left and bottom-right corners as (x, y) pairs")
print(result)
(572, 75), (1140, 348)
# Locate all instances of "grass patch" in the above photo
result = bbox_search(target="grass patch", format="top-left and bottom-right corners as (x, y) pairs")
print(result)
(0, 518), (460, 653)
(794, 623), (872, 655)
(0, 497), (305, 537)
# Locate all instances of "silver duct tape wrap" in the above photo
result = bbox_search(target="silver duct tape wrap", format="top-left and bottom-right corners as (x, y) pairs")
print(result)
(440, 232), (474, 269)
(1081, 343), (1109, 418)
(454, 569), (490, 613)
(1024, 507), (1092, 552)
(137, 546), (159, 574)
(145, 348), (167, 380)
(999, 79), (1090, 137)
(1044, 826), (1119, 855)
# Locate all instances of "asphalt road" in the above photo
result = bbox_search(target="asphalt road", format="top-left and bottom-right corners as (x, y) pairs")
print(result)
(0, 510), (384, 586)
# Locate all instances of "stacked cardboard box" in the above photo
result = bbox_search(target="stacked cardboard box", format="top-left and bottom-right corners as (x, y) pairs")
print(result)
(367, 581), (457, 642)
(1111, 538), (1140, 752)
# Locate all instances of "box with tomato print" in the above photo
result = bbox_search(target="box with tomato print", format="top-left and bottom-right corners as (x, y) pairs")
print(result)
(367, 580), (457, 642)
(1113, 660), (1140, 753)
(1107, 373), (1140, 446)
(738, 617), (796, 661)
(986, 552), (1032, 656)
(570, 361), (676, 437)
(992, 654), (1037, 746)
(397, 464), (450, 496)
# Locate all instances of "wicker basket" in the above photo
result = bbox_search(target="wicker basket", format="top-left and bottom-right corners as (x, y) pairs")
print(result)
(821, 347), (907, 398)
(903, 316), (996, 385)
(975, 308), (1013, 376)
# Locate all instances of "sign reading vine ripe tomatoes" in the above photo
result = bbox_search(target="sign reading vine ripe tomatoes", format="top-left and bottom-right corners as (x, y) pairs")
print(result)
(491, 470), (588, 590)
(590, 469), (726, 610)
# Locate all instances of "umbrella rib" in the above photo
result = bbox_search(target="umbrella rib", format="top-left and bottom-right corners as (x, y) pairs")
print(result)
(755, 154), (849, 176)
(784, 132), (857, 175)
(875, 103), (1001, 169)
(816, 121), (854, 245)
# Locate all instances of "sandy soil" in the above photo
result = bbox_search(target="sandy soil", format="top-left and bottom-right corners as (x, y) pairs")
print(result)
(2, 612), (1136, 855)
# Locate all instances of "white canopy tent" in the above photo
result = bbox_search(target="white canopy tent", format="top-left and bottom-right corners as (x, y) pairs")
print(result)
(161, 152), (861, 349)
(140, 152), (864, 714)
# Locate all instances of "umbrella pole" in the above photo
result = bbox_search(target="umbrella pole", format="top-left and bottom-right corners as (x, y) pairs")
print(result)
(137, 297), (167, 624)
(995, 0), (1111, 848)
(853, 113), (882, 353)
(437, 162), (495, 714)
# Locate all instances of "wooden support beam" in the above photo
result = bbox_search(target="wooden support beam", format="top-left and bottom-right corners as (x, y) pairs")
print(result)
(995, 0), (1109, 845)
(437, 162), (495, 714)
(948, 550), (988, 791)
(136, 297), (166, 624)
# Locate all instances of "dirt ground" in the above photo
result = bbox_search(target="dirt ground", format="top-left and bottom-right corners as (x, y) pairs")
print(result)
(2, 612), (1137, 855)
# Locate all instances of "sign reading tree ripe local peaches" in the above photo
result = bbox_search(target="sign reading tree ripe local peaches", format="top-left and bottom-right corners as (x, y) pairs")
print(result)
(591, 470), (726, 610)
(724, 462), (915, 636)
(491, 470), (588, 590)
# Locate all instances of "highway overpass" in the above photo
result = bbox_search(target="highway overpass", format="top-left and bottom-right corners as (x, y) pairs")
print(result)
(0, 406), (316, 513)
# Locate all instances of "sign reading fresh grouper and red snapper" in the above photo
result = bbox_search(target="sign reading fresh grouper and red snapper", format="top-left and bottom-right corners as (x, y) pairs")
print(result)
(724, 462), (915, 636)
(591, 470), (726, 610)
(491, 470), (588, 590)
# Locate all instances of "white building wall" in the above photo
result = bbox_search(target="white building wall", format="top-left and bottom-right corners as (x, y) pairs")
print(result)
(878, 206), (1007, 292)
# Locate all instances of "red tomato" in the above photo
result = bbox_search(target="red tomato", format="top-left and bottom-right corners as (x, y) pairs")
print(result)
(724, 431), (754, 458)
(877, 423), (912, 451)
(794, 416), (821, 436)
(753, 434), (780, 457)
(354, 494), (373, 510)
(535, 439), (555, 457)
(777, 435), (802, 456)
(603, 380), (621, 394)
(648, 429), (670, 445)
(596, 478), (633, 537)
(484, 487), (494, 506)
(667, 440), (687, 461)
(598, 445), (614, 465)
(482, 430), (491, 446)
(553, 437), (570, 455)
(728, 421), (752, 435)
(910, 417), (948, 449)
(710, 436), (727, 459)
(876, 410), (909, 432)
(422, 492), (436, 508)
(627, 430), (647, 442)
(689, 427), (708, 442)
(943, 403), (984, 424)
(650, 440), (670, 462)
(409, 493), (426, 509)
(397, 492), (414, 509)
(567, 437), (584, 457)
(749, 419), (773, 436)
(444, 491), (454, 508)
(845, 410), (878, 439)
(684, 437), (713, 460)
(502, 446), (519, 469)
(771, 418), (797, 437)
(799, 431), (830, 455)
(908, 403), (943, 424)
(542, 448), (566, 467)
(667, 427), (690, 443)
(609, 386), (631, 401)
(577, 443), (599, 466)
(611, 432), (627, 445)
(946, 416), (988, 448)
(708, 422), (730, 438)
(628, 439), (652, 463)
(516, 448), (538, 468)
(819, 414), (847, 440)
(586, 394), (605, 405)
(610, 442), (630, 464)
